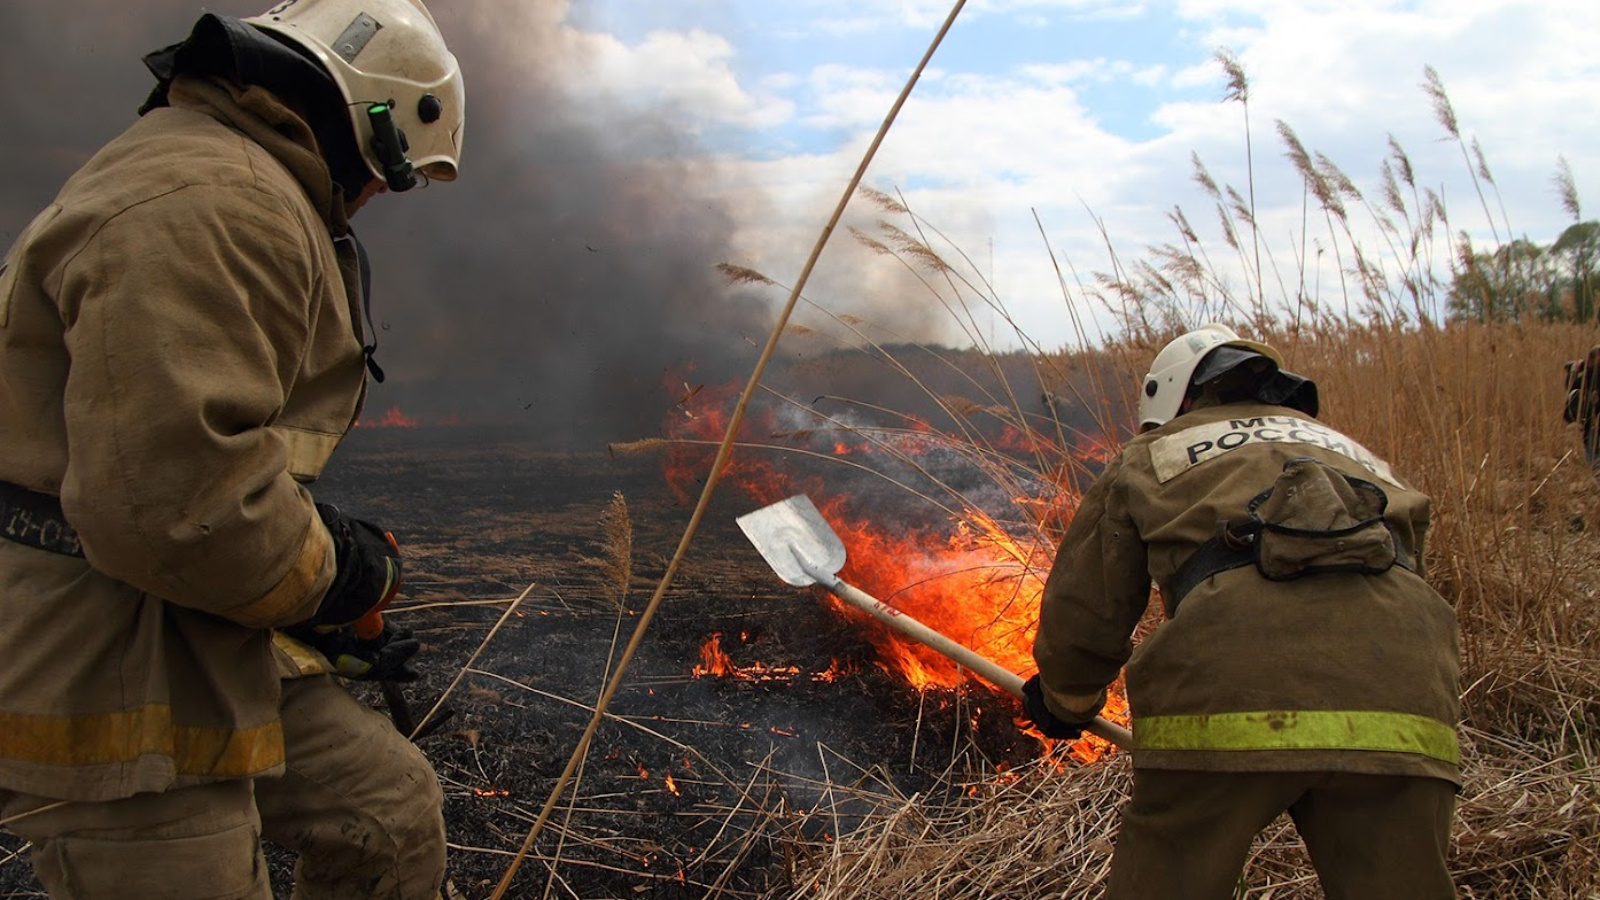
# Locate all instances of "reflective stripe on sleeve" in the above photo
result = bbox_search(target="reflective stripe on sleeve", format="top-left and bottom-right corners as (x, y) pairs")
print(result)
(1135, 710), (1459, 765)
(271, 630), (333, 678)
(227, 513), (334, 628)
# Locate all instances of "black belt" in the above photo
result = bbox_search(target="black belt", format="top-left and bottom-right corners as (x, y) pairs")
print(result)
(0, 480), (85, 557)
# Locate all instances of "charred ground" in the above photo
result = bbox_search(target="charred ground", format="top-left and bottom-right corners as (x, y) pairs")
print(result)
(1, 425), (1051, 899)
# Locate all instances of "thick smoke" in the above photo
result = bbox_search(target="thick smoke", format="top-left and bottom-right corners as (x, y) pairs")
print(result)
(0, 1), (783, 447)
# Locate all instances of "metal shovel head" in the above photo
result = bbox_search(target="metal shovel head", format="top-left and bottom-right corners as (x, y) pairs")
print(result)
(736, 494), (847, 587)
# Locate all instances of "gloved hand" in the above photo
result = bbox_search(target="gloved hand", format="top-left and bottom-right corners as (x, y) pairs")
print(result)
(307, 502), (402, 629)
(1021, 674), (1093, 741)
(283, 621), (421, 682)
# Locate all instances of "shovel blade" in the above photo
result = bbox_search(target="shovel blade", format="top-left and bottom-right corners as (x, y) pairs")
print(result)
(736, 494), (847, 587)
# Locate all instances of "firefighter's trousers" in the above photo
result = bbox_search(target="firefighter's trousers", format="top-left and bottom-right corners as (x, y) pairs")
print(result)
(1104, 768), (1456, 900)
(0, 674), (446, 900)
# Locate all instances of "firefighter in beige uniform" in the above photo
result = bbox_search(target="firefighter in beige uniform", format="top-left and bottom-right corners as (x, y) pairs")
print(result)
(1023, 325), (1460, 899)
(0, 1), (464, 897)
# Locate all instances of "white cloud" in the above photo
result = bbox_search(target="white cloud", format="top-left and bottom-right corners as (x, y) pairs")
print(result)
(573, 27), (794, 131)
(565, 0), (1600, 347)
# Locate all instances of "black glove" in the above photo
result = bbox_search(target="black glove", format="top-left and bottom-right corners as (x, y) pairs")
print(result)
(283, 621), (421, 682)
(1021, 674), (1092, 741)
(308, 502), (403, 628)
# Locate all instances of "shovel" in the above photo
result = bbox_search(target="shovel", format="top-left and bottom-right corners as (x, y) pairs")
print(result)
(736, 494), (1132, 749)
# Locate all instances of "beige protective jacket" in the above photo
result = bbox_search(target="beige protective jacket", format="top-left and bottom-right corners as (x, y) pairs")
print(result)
(0, 76), (368, 801)
(1034, 402), (1461, 784)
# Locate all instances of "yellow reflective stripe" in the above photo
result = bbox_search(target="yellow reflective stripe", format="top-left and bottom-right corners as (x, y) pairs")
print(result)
(228, 514), (334, 628)
(0, 706), (284, 777)
(271, 630), (333, 677)
(1136, 710), (1459, 765)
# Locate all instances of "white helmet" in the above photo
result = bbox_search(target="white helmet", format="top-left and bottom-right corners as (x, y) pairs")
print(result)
(246, 0), (464, 190)
(1137, 324), (1284, 430)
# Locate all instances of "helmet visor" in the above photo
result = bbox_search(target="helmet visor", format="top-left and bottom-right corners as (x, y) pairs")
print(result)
(1191, 345), (1277, 387)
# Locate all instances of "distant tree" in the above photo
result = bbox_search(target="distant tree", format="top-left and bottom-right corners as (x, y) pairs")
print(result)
(1549, 220), (1600, 322)
(1543, 157), (1598, 322)
(1447, 157), (1596, 324)
(1447, 235), (1562, 322)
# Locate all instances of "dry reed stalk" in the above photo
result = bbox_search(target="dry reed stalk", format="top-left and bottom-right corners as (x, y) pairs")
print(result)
(710, 50), (1596, 900)
(754, 68), (1598, 896)
(590, 492), (632, 611)
(760, 318), (1600, 899)
(485, 1), (978, 869)
(0, 801), (70, 830)
(411, 581), (536, 741)
(779, 726), (1598, 900)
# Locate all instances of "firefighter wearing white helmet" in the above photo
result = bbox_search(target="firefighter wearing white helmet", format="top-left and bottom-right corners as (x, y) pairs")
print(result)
(0, 1), (464, 897)
(247, 0), (465, 190)
(1137, 324), (1282, 429)
(1024, 324), (1461, 898)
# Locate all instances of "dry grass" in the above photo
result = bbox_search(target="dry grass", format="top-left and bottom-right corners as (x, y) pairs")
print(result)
(749, 61), (1599, 900)
(1280, 323), (1600, 741)
(760, 324), (1600, 900)
(776, 723), (1598, 900)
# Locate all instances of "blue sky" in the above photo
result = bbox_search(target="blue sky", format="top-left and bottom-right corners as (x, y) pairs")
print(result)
(573, 2), (1214, 153)
(535, 0), (1600, 349)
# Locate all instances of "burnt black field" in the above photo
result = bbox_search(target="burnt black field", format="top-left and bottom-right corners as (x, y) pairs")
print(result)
(0, 425), (1045, 899)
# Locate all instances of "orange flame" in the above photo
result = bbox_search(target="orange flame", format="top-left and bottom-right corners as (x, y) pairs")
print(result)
(829, 505), (1048, 688)
(692, 632), (851, 685)
(693, 632), (734, 678)
(664, 371), (1129, 762)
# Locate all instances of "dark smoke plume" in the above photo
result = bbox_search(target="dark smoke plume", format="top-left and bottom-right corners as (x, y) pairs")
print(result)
(1, 1), (781, 447)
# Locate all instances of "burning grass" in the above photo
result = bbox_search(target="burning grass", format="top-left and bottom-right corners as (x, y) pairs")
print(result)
(751, 322), (1599, 900)
(5, 47), (1594, 900)
(607, 54), (1598, 898)
(605, 322), (1599, 897)
(740, 58), (1600, 898)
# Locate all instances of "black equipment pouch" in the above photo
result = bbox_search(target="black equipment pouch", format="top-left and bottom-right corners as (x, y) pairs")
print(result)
(0, 481), (85, 558)
(1167, 457), (1412, 611)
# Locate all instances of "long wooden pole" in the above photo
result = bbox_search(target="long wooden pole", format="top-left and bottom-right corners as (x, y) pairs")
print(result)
(821, 576), (1133, 748)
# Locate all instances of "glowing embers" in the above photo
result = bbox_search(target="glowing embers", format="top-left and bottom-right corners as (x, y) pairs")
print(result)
(357, 405), (422, 428)
(691, 631), (847, 685)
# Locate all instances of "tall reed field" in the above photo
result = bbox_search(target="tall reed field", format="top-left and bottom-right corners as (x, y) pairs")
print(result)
(757, 58), (1600, 899)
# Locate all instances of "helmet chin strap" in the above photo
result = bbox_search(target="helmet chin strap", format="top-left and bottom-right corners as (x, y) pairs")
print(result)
(366, 102), (416, 191)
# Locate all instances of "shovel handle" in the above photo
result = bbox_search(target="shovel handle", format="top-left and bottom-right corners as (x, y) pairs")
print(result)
(829, 578), (1133, 749)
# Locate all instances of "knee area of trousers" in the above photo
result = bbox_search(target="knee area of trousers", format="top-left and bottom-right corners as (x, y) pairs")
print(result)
(382, 743), (448, 876)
